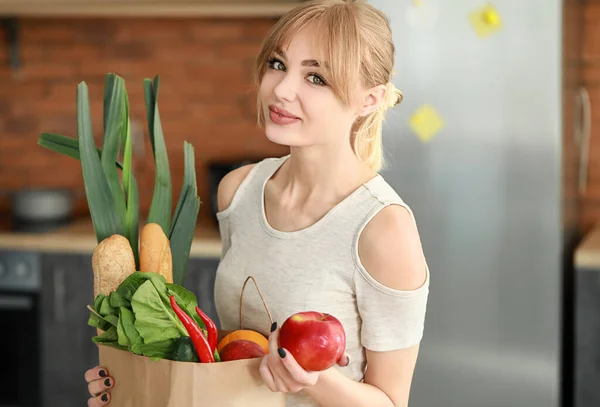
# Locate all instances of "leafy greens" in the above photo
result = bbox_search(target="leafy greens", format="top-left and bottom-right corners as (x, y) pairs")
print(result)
(87, 271), (220, 362)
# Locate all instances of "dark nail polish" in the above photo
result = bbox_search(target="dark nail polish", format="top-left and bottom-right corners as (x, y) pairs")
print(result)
(346, 355), (351, 366)
(99, 370), (107, 377)
(104, 378), (111, 387)
(101, 393), (108, 402)
(278, 348), (286, 358)
(270, 322), (277, 332)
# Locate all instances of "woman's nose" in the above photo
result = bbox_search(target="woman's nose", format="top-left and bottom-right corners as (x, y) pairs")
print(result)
(273, 75), (299, 103)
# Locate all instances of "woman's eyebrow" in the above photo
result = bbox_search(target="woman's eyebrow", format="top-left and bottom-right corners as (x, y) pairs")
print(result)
(274, 47), (327, 68)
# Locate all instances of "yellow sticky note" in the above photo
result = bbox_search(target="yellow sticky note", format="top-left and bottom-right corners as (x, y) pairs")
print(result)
(409, 104), (444, 143)
(469, 4), (503, 38)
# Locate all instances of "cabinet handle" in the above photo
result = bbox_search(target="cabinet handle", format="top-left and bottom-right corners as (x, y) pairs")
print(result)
(0, 295), (33, 310)
(53, 267), (66, 323)
(577, 87), (592, 194)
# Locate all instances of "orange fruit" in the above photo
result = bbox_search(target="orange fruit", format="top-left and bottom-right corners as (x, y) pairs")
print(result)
(217, 330), (270, 354)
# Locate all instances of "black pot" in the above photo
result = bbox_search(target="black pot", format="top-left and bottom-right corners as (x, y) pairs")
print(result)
(10, 188), (76, 233)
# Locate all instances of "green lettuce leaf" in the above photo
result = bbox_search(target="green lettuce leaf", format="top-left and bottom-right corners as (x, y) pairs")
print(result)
(131, 280), (188, 344)
(117, 306), (141, 348)
(132, 339), (177, 361)
(166, 283), (206, 330)
(92, 326), (119, 344)
(114, 271), (166, 306)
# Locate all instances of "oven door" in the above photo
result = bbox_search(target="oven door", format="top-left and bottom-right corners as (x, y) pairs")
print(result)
(0, 291), (41, 407)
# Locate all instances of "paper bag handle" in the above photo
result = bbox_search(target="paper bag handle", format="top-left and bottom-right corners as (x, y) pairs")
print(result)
(239, 276), (273, 330)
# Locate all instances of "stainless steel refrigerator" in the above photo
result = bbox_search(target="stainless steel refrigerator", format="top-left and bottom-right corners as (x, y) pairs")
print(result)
(369, 0), (585, 406)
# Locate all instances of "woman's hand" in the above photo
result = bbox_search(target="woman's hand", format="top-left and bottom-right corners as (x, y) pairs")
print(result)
(85, 366), (114, 406)
(259, 322), (350, 393)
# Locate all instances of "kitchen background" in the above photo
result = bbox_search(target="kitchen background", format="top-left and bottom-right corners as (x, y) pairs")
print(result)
(0, 13), (290, 230)
(0, 3), (599, 232)
(1, 1), (600, 407)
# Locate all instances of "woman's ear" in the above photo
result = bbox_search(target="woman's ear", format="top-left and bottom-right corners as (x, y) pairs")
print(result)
(357, 84), (387, 117)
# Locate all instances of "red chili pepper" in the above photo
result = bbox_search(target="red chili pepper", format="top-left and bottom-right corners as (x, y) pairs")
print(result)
(195, 306), (218, 354)
(169, 295), (214, 363)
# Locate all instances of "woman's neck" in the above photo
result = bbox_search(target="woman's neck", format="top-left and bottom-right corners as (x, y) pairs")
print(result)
(275, 144), (377, 206)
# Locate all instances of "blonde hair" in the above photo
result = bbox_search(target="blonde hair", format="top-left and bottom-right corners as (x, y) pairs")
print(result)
(254, 0), (403, 172)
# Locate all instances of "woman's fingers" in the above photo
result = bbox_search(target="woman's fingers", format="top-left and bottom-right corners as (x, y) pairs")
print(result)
(272, 373), (288, 392)
(85, 366), (108, 383)
(259, 356), (277, 392)
(88, 377), (114, 397)
(262, 325), (293, 393)
(87, 392), (110, 407)
(337, 352), (350, 367)
(277, 348), (318, 388)
(85, 366), (112, 405)
(268, 322), (280, 355)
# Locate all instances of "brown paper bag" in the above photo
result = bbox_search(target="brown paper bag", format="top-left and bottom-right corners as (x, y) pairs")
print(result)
(97, 276), (286, 407)
(98, 345), (284, 407)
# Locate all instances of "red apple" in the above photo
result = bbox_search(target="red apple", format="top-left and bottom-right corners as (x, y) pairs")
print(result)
(219, 339), (266, 362)
(278, 311), (346, 372)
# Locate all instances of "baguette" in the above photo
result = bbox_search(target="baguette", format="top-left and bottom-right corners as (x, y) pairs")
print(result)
(139, 222), (173, 283)
(92, 234), (136, 298)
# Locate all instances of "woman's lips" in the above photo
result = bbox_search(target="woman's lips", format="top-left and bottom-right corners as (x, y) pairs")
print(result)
(268, 105), (300, 125)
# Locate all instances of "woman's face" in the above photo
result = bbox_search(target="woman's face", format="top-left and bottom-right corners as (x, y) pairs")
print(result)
(258, 28), (361, 150)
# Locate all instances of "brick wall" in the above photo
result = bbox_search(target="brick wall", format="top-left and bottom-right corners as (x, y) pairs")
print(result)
(1, 8), (600, 232)
(581, 1), (600, 231)
(0, 17), (289, 228)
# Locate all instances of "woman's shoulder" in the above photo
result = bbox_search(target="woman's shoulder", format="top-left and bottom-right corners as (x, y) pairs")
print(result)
(357, 204), (427, 292)
(217, 155), (288, 213)
(355, 177), (428, 293)
(217, 163), (257, 213)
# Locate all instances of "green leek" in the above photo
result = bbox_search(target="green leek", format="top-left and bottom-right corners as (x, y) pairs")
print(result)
(121, 86), (140, 268)
(101, 74), (127, 227)
(144, 76), (172, 236)
(169, 142), (201, 285)
(77, 81), (125, 243)
(37, 72), (202, 285)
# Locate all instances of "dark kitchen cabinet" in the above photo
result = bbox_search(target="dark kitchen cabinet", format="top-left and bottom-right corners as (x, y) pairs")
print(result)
(41, 253), (98, 407)
(184, 258), (222, 329)
(574, 263), (600, 407)
(39, 252), (220, 407)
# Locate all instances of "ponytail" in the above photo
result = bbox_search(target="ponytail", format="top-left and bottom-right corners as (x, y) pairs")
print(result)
(352, 82), (403, 172)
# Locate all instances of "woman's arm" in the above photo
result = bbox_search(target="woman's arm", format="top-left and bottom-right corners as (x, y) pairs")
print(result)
(261, 204), (428, 407)
(304, 345), (420, 407)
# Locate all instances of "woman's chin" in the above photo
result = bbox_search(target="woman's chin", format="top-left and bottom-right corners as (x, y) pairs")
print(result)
(264, 129), (302, 147)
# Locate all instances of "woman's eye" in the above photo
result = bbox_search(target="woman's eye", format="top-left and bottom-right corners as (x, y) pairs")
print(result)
(269, 58), (286, 71)
(307, 74), (327, 86)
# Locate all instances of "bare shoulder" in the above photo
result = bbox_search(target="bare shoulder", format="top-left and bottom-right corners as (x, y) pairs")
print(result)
(357, 204), (427, 291)
(217, 163), (256, 213)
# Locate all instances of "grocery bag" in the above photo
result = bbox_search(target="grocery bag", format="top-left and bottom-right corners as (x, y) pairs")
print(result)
(96, 276), (286, 407)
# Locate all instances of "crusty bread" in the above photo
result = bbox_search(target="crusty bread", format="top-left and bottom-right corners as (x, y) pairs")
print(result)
(92, 234), (137, 298)
(139, 222), (173, 283)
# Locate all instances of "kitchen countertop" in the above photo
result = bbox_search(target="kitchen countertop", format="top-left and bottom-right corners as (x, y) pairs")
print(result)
(575, 225), (600, 269)
(0, 218), (222, 259)
(5, 217), (597, 265)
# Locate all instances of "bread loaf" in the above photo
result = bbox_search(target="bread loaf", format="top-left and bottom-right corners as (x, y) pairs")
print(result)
(92, 234), (137, 298)
(139, 222), (173, 283)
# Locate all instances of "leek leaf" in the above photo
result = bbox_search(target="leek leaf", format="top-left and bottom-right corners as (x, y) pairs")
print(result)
(169, 142), (201, 286)
(101, 73), (127, 227)
(121, 89), (140, 269)
(77, 82), (124, 243)
(144, 75), (172, 235)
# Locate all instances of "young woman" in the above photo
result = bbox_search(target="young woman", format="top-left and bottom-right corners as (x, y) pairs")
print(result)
(85, 1), (430, 406)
